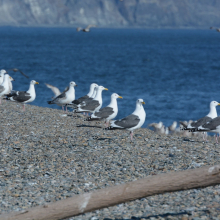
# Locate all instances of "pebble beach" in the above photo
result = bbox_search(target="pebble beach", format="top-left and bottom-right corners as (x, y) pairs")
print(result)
(0, 102), (220, 220)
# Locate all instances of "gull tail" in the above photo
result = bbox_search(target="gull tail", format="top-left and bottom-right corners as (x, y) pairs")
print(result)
(84, 117), (100, 121)
(47, 101), (54, 104)
(104, 126), (118, 130)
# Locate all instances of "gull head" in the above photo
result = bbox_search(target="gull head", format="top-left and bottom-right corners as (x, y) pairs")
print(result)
(69, 81), (77, 87)
(210, 101), (220, 107)
(0, 69), (7, 75)
(98, 85), (108, 91)
(111, 93), (123, 99)
(137, 98), (145, 105)
(30, 80), (39, 85)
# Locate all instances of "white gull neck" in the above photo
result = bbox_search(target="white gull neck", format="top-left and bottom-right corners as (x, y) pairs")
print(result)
(207, 104), (218, 118)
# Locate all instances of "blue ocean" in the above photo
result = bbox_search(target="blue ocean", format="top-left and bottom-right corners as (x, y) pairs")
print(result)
(1, 27), (220, 128)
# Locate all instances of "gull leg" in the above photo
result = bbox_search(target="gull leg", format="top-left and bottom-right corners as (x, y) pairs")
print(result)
(216, 134), (218, 144)
(130, 131), (134, 141)
(0, 98), (1, 104)
(66, 106), (68, 112)
(23, 104), (25, 111)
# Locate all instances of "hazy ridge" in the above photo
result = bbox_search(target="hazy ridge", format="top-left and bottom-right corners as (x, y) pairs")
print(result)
(0, 0), (220, 28)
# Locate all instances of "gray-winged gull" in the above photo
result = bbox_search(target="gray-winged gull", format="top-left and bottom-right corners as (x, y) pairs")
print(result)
(0, 74), (14, 104)
(85, 93), (123, 126)
(180, 101), (220, 140)
(180, 101), (220, 141)
(47, 81), (77, 112)
(196, 116), (220, 143)
(105, 99), (146, 141)
(75, 85), (108, 114)
(0, 69), (7, 84)
(69, 83), (98, 108)
(7, 68), (29, 78)
(5, 80), (39, 111)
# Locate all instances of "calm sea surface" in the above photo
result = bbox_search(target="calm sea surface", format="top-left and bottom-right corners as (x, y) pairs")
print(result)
(0, 27), (220, 128)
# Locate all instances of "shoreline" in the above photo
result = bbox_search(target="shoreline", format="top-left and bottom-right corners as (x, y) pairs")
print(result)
(0, 102), (220, 219)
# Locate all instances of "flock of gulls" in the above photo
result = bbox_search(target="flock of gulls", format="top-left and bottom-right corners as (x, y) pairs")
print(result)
(1, 69), (220, 142)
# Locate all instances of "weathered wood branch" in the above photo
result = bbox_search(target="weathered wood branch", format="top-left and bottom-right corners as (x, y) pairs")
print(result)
(1, 164), (220, 220)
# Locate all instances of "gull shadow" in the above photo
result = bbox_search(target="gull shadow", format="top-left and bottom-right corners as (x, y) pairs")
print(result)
(76, 124), (102, 128)
(103, 210), (192, 220)
(103, 209), (213, 220)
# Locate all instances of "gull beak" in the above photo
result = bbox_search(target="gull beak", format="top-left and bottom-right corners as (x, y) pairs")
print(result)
(104, 88), (108, 90)
(218, 103), (220, 105)
(142, 101), (145, 104)
(35, 82), (39, 84)
(75, 84), (78, 87)
(118, 96), (123, 99)
(10, 77), (15, 81)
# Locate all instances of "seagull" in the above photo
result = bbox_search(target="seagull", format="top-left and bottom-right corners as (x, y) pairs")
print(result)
(0, 69), (7, 84)
(196, 117), (220, 143)
(210, 27), (220, 32)
(77, 25), (97, 32)
(85, 93), (123, 126)
(0, 74), (14, 104)
(75, 85), (108, 114)
(105, 99), (146, 141)
(6, 68), (29, 78)
(5, 80), (39, 111)
(47, 81), (77, 112)
(180, 101), (220, 141)
(168, 121), (177, 134)
(148, 121), (163, 133)
(69, 83), (98, 107)
(180, 101), (220, 131)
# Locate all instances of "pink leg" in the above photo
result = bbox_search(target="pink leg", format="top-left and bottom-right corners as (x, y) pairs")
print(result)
(130, 131), (133, 141)
(216, 134), (218, 144)
(66, 106), (68, 112)
(0, 98), (1, 104)
(23, 105), (25, 111)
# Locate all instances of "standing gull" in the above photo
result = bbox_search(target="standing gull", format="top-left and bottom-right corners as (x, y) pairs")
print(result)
(5, 80), (39, 111)
(0, 69), (7, 84)
(75, 85), (108, 114)
(105, 99), (146, 141)
(180, 101), (220, 130)
(180, 101), (220, 140)
(69, 83), (98, 108)
(196, 117), (220, 143)
(85, 93), (123, 126)
(0, 74), (14, 104)
(47, 81), (77, 112)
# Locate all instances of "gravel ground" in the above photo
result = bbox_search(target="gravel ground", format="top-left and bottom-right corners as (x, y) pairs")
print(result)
(0, 102), (220, 220)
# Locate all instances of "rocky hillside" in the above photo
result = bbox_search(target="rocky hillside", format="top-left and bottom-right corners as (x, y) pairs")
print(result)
(0, 0), (219, 28)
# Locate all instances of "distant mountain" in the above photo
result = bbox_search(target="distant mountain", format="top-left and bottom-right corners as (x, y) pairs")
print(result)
(0, 0), (220, 28)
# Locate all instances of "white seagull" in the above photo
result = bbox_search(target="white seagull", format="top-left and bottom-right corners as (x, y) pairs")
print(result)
(0, 74), (14, 104)
(0, 69), (7, 84)
(180, 101), (220, 141)
(197, 116), (220, 143)
(47, 81), (77, 112)
(5, 80), (39, 111)
(105, 99), (146, 141)
(69, 83), (98, 108)
(75, 85), (108, 114)
(85, 93), (123, 126)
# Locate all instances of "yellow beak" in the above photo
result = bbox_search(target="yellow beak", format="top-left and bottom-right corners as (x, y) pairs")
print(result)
(104, 88), (108, 90)
(142, 101), (145, 104)
(35, 82), (39, 84)
(118, 96), (123, 99)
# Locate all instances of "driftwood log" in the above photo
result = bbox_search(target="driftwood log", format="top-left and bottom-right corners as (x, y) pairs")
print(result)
(1, 164), (220, 220)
